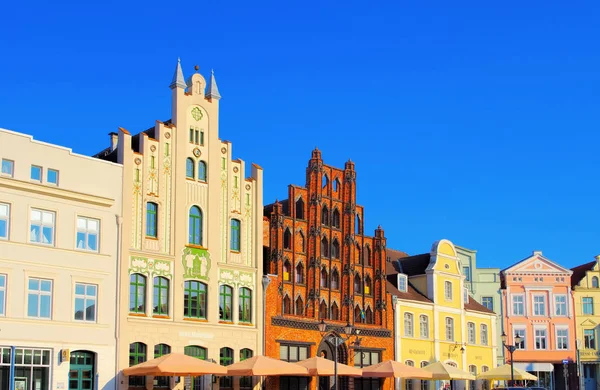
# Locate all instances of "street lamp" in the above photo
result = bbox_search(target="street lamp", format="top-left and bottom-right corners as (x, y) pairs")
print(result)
(501, 332), (523, 387)
(318, 319), (359, 390)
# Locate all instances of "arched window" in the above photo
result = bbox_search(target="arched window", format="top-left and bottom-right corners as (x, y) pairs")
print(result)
(365, 275), (372, 295)
(355, 243), (361, 264)
(153, 276), (169, 315)
(469, 365), (477, 390)
(230, 219), (241, 251)
(331, 268), (340, 290)
(239, 288), (252, 323)
(420, 362), (430, 390)
(198, 161), (207, 181)
(404, 313), (414, 337)
(354, 305), (363, 323)
(332, 239), (340, 259)
(129, 342), (147, 387)
(240, 349), (254, 390)
(321, 236), (329, 258)
(331, 302), (339, 320)
(363, 245), (371, 266)
(593, 276), (599, 288)
(405, 360), (415, 390)
(333, 178), (340, 192)
(283, 295), (291, 314)
(355, 214), (362, 235)
(184, 280), (207, 319)
(319, 300), (328, 320)
(295, 296), (304, 315)
(295, 197), (305, 220)
(321, 206), (329, 226)
(299, 230), (305, 253)
(320, 267), (328, 288)
(184, 345), (207, 360)
(296, 262), (304, 284)
(322, 174), (329, 189)
(186, 158), (195, 179)
(219, 285), (233, 321)
(189, 206), (203, 245)
(283, 260), (291, 281)
(154, 344), (171, 387)
(220, 347), (234, 389)
(419, 315), (429, 338)
(354, 274), (362, 294)
(146, 202), (158, 237)
(129, 274), (146, 314)
(332, 208), (340, 228)
(283, 228), (292, 250)
(365, 307), (373, 324)
(481, 366), (489, 390)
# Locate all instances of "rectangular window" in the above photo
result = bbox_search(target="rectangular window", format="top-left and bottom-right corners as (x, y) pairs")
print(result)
(533, 295), (546, 316)
(463, 266), (470, 281)
(555, 295), (567, 316)
(467, 322), (475, 344)
(30, 165), (42, 182)
(146, 203), (158, 237)
(444, 281), (452, 301)
(583, 297), (594, 315)
(514, 328), (526, 349)
(480, 324), (488, 345)
(398, 275), (407, 292)
(585, 329), (596, 349)
(47, 169), (59, 185)
(74, 283), (97, 322)
(419, 315), (429, 338)
(76, 217), (100, 252)
(0, 274), (6, 316)
(481, 296), (494, 311)
(27, 278), (52, 318)
(194, 130), (199, 145)
(445, 317), (454, 341)
(0, 203), (9, 240)
(512, 294), (524, 316)
(556, 328), (568, 350)
(279, 345), (309, 362)
(200, 129), (205, 145)
(30, 209), (55, 245)
(230, 219), (241, 251)
(404, 313), (414, 337)
(535, 328), (547, 350)
(1, 159), (14, 177)
(463, 288), (469, 303)
(189, 127), (194, 143)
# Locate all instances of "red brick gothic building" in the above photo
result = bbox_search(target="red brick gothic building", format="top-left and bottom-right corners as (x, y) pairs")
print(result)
(263, 148), (394, 390)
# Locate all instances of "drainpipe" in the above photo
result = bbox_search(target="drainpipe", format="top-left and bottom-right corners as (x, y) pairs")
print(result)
(392, 295), (398, 390)
(115, 215), (123, 390)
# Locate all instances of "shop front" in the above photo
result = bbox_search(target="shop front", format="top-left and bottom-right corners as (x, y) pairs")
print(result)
(514, 362), (554, 390)
(0, 346), (52, 390)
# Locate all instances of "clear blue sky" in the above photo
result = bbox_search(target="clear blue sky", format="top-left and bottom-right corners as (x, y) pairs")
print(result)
(1, 1), (598, 269)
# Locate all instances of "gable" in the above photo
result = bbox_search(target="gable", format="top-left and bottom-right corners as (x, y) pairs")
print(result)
(504, 252), (573, 275)
(581, 319), (598, 326)
(428, 239), (461, 276)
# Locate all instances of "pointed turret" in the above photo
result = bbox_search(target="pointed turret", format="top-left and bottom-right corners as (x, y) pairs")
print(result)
(169, 58), (186, 89)
(206, 69), (221, 100)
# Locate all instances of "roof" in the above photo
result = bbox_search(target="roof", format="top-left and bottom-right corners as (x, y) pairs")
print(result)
(571, 260), (596, 288)
(464, 297), (495, 314)
(397, 253), (431, 276)
(387, 248), (410, 262)
(385, 261), (432, 303)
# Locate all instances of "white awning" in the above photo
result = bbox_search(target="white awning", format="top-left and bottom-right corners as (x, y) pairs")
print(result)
(514, 362), (554, 372)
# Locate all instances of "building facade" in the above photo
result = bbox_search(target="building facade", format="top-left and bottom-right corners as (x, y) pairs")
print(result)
(387, 240), (497, 390)
(95, 60), (264, 390)
(0, 129), (123, 390)
(263, 149), (394, 390)
(456, 246), (503, 366)
(571, 256), (600, 390)
(500, 251), (577, 390)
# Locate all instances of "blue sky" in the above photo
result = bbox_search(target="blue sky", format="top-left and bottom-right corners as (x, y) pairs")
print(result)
(1, 1), (598, 269)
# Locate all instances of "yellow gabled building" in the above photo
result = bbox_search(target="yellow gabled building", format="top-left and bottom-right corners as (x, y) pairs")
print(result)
(387, 239), (497, 390)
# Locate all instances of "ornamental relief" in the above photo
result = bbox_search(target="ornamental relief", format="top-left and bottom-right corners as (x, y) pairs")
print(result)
(182, 246), (211, 281)
(218, 268), (255, 289)
(129, 256), (173, 278)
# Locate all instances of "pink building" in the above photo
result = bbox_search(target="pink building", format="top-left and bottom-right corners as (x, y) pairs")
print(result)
(501, 251), (577, 390)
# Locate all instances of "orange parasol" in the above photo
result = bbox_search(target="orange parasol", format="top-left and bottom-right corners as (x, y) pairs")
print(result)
(226, 355), (309, 376)
(296, 356), (362, 377)
(123, 353), (227, 376)
(362, 360), (434, 379)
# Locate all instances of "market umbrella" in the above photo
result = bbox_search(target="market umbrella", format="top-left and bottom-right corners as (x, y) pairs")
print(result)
(362, 360), (434, 379)
(123, 353), (227, 376)
(422, 361), (476, 380)
(296, 356), (363, 377)
(476, 364), (537, 381)
(226, 355), (308, 376)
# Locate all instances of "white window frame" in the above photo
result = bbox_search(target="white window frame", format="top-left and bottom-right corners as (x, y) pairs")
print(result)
(74, 283), (97, 322)
(27, 277), (53, 319)
(583, 297), (594, 315)
(29, 208), (55, 246)
(463, 288), (469, 303)
(445, 317), (454, 341)
(444, 281), (452, 301)
(554, 294), (567, 316)
(480, 324), (488, 345)
(555, 327), (569, 350)
(513, 326), (526, 350)
(481, 296), (494, 311)
(467, 322), (476, 344)
(0, 203), (9, 240)
(76, 216), (100, 252)
(0, 274), (6, 316)
(419, 315), (429, 339)
(1, 159), (14, 177)
(533, 294), (546, 316)
(404, 312), (414, 337)
(512, 294), (525, 316)
(584, 329), (596, 349)
(398, 274), (407, 292)
(534, 327), (547, 350)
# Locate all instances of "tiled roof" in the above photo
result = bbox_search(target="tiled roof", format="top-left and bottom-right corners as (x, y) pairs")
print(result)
(387, 248), (410, 262)
(385, 261), (432, 303)
(465, 297), (495, 314)
(397, 253), (431, 276)
(571, 260), (596, 288)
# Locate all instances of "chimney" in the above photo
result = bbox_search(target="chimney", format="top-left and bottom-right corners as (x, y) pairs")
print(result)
(109, 132), (118, 152)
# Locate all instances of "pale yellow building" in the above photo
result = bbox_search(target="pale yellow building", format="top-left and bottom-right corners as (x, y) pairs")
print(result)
(94, 60), (264, 390)
(0, 128), (123, 390)
(387, 240), (497, 390)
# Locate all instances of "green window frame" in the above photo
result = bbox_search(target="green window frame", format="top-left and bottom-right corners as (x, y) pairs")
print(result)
(220, 347), (234, 389)
(146, 203), (158, 237)
(154, 344), (171, 388)
(198, 161), (207, 181)
(153, 277), (169, 315)
(239, 349), (253, 390)
(186, 158), (195, 178)
(185, 345), (207, 360)
(189, 206), (203, 245)
(184, 280), (207, 319)
(219, 285), (233, 321)
(129, 274), (146, 314)
(129, 342), (147, 387)
(230, 219), (241, 251)
(239, 287), (252, 323)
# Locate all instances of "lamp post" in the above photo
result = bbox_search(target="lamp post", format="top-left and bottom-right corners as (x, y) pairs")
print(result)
(501, 332), (523, 387)
(318, 319), (358, 390)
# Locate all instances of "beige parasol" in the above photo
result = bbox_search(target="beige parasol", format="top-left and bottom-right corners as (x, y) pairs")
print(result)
(225, 355), (309, 376)
(476, 364), (537, 381)
(422, 361), (476, 380)
(362, 360), (434, 379)
(296, 356), (363, 377)
(123, 353), (227, 376)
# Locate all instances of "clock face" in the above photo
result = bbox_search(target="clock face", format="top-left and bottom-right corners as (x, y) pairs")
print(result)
(191, 107), (203, 121)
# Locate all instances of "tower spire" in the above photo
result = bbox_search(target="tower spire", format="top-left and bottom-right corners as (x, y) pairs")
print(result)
(206, 69), (221, 100)
(169, 58), (186, 89)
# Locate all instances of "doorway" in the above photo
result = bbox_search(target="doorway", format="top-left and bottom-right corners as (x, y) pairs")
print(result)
(584, 365), (597, 390)
(69, 351), (95, 390)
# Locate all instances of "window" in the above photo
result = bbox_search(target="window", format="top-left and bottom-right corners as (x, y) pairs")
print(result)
(332, 239), (340, 259)
(556, 328), (568, 350)
(283, 260), (291, 282)
(295, 198), (304, 219)
(533, 295), (546, 316)
(0, 203), (9, 240)
(129, 273), (146, 314)
(189, 128), (195, 144)
(583, 297), (594, 315)
(239, 287), (252, 323)
(365, 275), (372, 295)
(320, 268), (328, 288)
(27, 278), (52, 318)
(420, 362), (430, 390)
(354, 274), (362, 294)
(398, 274), (407, 292)
(154, 344), (171, 388)
(188, 206), (202, 245)
(230, 219), (241, 251)
(354, 305), (363, 323)
(283, 295), (291, 314)
(355, 214), (362, 235)
(0, 275), (5, 316)
(405, 360), (414, 390)
(404, 313), (414, 337)
(467, 322), (476, 344)
(219, 285), (233, 321)
(184, 280), (207, 319)
(185, 345), (207, 360)
(30, 165), (42, 182)
(480, 324), (488, 345)
(76, 217), (99, 252)
(481, 366), (489, 390)
(512, 294), (524, 316)
(469, 366), (477, 390)
(1, 159), (14, 177)
(239, 349), (253, 390)
(419, 315), (429, 338)
(535, 328), (547, 350)
(74, 283), (97, 322)
(331, 302), (339, 320)
(585, 329), (596, 349)
(331, 268), (339, 290)
(445, 317), (454, 341)
(319, 300), (328, 320)
(332, 208), (340, 228)
(463, 266), (470, 281)
(321, 206), (329, 225)
(554, 295), (567, 316)
(30, 209), (55, 245)
(464, 288), (469, 303)
(296, 262), (304, 284)
(129, 343), (147, 387)
(219, 347), (234, 389)
(186, 158), (195, 178)
(444, 281), (452, 301)
(198, 161), (207, 181)
(295, 296), (304, 315)
(333, 178), (340, 192)
(514, 328), (526, 349)
(322, 174), (329, 189)
(146, 203), (158, 237)
(593, 277), (599, 288)
(321, 236), (329, 257)
(280, 344), (309, 362)
(365, 306), (373, 324)
(481, 296), (494, 311)
(363, 245), (371, 266)
(354, 351), (382, 389)
(47, 169), (59, 185)
(283, 228), (291, 250)
(153, 277), (169, 315)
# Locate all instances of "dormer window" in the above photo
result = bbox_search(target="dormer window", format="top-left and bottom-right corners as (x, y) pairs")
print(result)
(397, 274), (408, 292)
